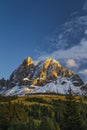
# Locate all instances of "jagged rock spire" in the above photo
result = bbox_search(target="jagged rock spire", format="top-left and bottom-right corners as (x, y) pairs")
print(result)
(23, 56), (34, 66)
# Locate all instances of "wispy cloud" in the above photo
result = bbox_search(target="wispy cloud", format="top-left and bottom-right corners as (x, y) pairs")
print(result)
(51, 38), (87, 60)
(39, 38), (87, 62)
(38, 12), (87, 82)
(79, 69), (87, 75)
(66, 59), (78, 68)
(47, 15), (87, 54)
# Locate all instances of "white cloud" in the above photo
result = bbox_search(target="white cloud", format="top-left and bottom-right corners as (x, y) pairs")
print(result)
(53, 38), (87, 60)
(79, 69), (87, 75)
(66, 59), (78, 67)
(39, 38), (87, 62)
(84, 30), (87, 35)
(38, 13), (87, 82)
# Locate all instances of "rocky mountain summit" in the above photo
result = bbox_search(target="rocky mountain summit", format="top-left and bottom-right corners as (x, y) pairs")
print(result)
(0, 57), (86, 96)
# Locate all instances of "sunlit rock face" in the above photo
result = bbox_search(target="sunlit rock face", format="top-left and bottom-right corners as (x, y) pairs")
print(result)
(0, 56), (85, 96)
(7, 57), (84, 88)
(23, 57), (34, 66)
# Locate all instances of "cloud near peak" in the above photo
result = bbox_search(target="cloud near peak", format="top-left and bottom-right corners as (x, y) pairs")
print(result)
(66, 59), (78, 68)
(79, 69), (87, 75)
(42, 37), (87, 62)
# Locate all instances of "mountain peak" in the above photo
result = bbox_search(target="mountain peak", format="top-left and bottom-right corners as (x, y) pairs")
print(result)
(0, 56), (85, 96)
(44, 58), (62, 69)
(23, 56), (34, 66)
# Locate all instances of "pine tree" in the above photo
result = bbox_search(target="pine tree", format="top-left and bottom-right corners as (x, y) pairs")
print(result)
(62, 88), (85, 130)
(39, 117), (60, 130)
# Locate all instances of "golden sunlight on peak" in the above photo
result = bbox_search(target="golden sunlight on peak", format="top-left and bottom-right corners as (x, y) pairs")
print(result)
(44, 58), (62, 69)
(25, 56), (34, 66)
(52, 59), (62, 67)
(44, 58), (52, 69)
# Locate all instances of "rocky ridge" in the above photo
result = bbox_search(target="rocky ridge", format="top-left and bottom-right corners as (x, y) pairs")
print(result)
(0, 57), (86, 96)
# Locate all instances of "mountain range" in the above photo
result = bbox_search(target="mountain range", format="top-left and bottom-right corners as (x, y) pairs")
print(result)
(0, 57), (87, 96)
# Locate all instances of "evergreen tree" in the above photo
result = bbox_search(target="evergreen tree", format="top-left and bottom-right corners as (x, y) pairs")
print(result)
(39, 117), (60, 130)
(62, 88), (85, 130)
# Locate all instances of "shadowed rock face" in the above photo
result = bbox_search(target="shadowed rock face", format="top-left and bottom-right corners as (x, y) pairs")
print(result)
(9, 57), (35, 87)
(7, 57), (84, 88)
(71, 74), (84, 86)
(0, 78), (7, 89)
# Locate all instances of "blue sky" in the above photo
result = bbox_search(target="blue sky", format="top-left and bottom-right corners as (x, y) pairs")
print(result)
(0, 0), (86, 79)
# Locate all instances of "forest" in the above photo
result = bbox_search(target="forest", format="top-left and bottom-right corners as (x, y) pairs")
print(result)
(0, 94), (87, 130)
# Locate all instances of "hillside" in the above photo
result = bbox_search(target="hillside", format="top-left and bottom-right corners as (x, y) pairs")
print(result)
(0, 95), (87, 130)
